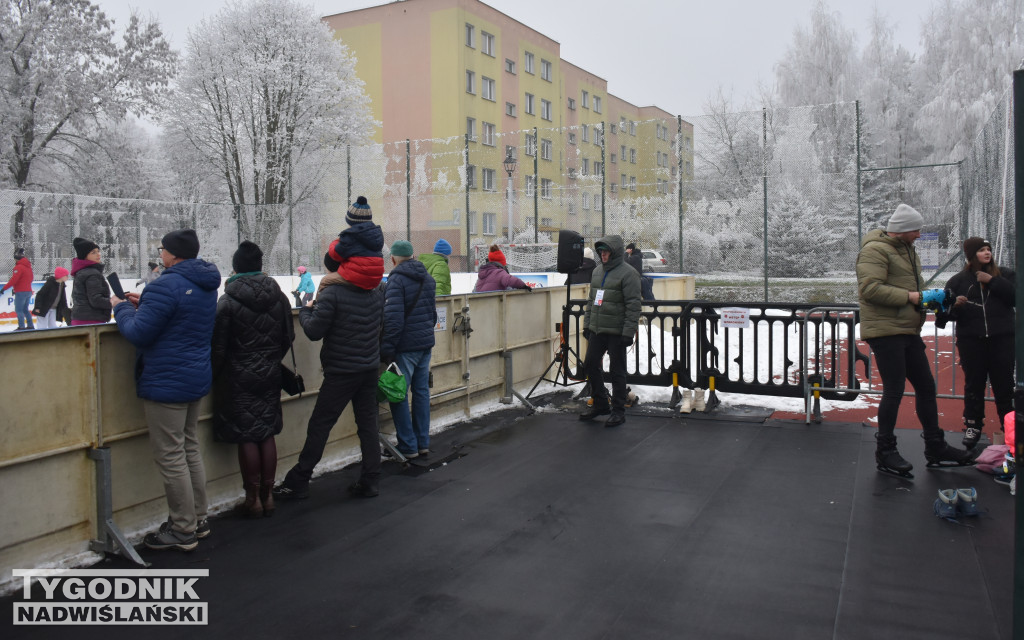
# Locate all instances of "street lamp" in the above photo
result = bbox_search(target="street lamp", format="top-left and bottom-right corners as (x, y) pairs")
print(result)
(503, 148), (516, 244)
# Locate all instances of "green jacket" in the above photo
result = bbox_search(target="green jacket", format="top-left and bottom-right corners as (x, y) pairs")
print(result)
(856, 229), (926, 339)
(583, 235), (642, 337)
(419, 252), (451, 296)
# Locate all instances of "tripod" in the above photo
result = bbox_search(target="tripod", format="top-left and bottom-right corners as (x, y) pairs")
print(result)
(527, 276), (586, 399)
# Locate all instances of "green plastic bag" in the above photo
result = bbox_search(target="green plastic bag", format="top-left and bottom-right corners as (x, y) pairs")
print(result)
(377, 362), (407, 403)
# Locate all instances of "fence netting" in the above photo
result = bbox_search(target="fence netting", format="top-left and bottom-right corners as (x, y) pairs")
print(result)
(0, 94), (1014, 303)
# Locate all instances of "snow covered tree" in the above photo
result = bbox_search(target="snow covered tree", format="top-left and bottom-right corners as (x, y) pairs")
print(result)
(0, 0), (175, 189)
(767, 179), (847, 277)
(162, 0), (374, 251)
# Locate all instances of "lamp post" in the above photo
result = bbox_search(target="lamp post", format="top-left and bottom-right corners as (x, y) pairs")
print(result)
(503, 149), (517, 244)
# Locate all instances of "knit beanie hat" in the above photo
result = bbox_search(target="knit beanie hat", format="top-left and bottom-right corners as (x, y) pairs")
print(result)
(297, 265), (307, 274)
(583, 247), (594, 260)
(886, 204), (924, 233)
(488, 244), (506, 266)
(13, 247), (25, 260)
(232, 240), (263, 273)
(73, 237), (99, 260)
(346, 196), (372, 226)
(54, 266), (69, 280)
(324, 239), (341, 272)
(161, 229), (200, 260)
(963, 237), (991, 260)
(147, 262), (159, 271)
(390, 240), (414, 258)
(434, 238), (452, 256)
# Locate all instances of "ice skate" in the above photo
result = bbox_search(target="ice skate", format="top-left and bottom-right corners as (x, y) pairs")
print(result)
(678, 389), (693, 414)
(692, 388), (706, 412)
(933, 489), (958, 520)
(924, 439), (976, 468)
(955, 487), (979, 517)
(875, 434), (913, 478)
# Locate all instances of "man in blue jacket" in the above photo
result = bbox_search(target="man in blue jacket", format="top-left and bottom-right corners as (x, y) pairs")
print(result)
(381, 241), (437, 458)
(111, 229), (221, 551)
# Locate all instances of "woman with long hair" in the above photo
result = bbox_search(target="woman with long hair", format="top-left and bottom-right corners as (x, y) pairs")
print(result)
(940, 237), (1016, 449)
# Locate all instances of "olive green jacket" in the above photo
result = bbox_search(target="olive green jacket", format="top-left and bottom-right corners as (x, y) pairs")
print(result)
(583, 235), (642, 337)
(419, 252), (451, 296)
(856, 229), (926, 339)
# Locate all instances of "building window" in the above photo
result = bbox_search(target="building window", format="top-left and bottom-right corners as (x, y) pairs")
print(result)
(581, 90), (589, 108)
(466, 164), (476, 188)
(630, 121), (637, 136)
(524, 51), (534, 74)
(541, 217), (552, 227)
(540, 59), (552, 81)
(482, 122), (495, 146)
(568, 202), (576, 215)
(593, 126), (602, 146)
(482, 212), (496, 235)
(620, 117), (628, 131)
(482, 76), (495, 101)
(524, 93), (535, 115)
(568, 167), (577, 179)
(582, 192), (590, 210)
(540, 99), (551, 121)
(466, 70), (475, 94)
(594, 161), (602, 175)
(610, 153), (617, 164)
(630, 148), (637, 164)
(610, 182), (618, 193)
(465, 23), (475, 48)
(630, 176), (637, 191)
(620, 145), (627, 160)
(540, 138), (552, 161)
(567, 97), (576, 110)
(482, 168), (496, 191)
(505, 58), (516, 74)
(506, 102), (516, 117)
(481, 31), (495, 56)
(525, 134), (536, 157)
(541, 178), (553, 199)
(581, 158), (589, 175)
(593, 96), (602, 113)
(525, 175), (535, 196)
(621, 173), (627, 187)
(467, 118), (477, 141)
(469, 211), (477, 234)
(568, 132), (576, 145)
(582, 124), (589, 143)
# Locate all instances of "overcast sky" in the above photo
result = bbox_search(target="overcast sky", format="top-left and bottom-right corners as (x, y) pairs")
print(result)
(98, 0), (940, 117)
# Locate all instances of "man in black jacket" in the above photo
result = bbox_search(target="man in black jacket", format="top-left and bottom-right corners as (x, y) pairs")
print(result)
(275, 241), (385, 499)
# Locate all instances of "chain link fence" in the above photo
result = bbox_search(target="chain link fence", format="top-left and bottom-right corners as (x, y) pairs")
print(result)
(0, 95), (1013, 302)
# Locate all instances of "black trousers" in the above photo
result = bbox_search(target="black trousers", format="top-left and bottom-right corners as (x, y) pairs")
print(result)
(865, 334), (943, 443)
(285, 369), (381, 487)
(584, 332), (629, 414)
(956, 333), (1015, 426)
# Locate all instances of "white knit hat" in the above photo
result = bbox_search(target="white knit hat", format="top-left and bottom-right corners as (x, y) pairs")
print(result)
(886, 204), (924, 233)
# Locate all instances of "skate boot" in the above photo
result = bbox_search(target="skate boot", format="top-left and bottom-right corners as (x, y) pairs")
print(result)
(924, 435), (976, 468)
(692, 388), (706, 412)
(933, 489), (958, 520)
(678, 389), (693, 414)
(955, 487), (979, 517)
(962, 418), (983, 450)
(875, 433), (913, 478)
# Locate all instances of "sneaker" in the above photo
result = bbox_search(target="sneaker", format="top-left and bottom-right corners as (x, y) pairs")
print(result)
(933, 489), (958, 520)
(144, 527), (198, 551)
(160, 518), (210, 540)
(418, 449), (430, 457)
(399, 450), (419, 459)
(272, 482), (310, 500)
(955, 488), (979, 517)
(962, 427), (982, 449)
(348, 480), (379, 498)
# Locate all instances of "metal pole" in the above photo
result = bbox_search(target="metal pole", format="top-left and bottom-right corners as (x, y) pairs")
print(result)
(465, 133), (471, 271)
(507, 168), (514, 244)
(287, 156), (294, 275)
(600, 123), (606, 241)
(856, 100), (862, 247)
(762, 107), (769, 302)
(406, 139), (412, 241)
(677, 115), (684, 273)
(346, 145), (352, 206)
(1011, 67), (1024, 640)
(534, 126), (539, 243)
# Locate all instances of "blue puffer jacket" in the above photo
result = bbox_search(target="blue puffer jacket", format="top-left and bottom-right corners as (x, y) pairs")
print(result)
(113, 259), (222, 403)
(382, 258), (437, 360)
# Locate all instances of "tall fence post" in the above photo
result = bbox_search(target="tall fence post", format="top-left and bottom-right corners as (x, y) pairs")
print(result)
(1011, 67), (1024, 640)
(533, 126), (539, 241)
(856, 100), (862, 247)
(406, 139), (412, 241)
(600, 123), (606, 243)
(762, 107), (769, 302)
(465, 133), (471, 271)
(346, 145), (352, 206)
(677, 115), (684, 273)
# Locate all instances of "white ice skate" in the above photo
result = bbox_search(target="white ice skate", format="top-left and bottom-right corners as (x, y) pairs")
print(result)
(679, 389), (693, 414)
(692, 388), (706, 412)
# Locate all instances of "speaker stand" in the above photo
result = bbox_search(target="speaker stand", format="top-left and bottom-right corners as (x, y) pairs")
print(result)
(527, 276), (585, 399)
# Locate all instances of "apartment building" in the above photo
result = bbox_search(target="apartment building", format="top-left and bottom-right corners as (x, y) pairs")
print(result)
(324, 0), (694, 253)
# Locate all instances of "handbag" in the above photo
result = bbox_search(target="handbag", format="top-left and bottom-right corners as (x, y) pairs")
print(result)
(377, 362), (407, 403)
(281, 345), (305, 396)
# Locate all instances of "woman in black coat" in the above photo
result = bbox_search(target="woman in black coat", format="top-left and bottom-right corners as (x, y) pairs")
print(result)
(939, 237), (1016, 449)
(211, 241), (295, 518)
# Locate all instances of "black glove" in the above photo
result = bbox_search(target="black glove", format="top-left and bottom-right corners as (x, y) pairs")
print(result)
(582, 328), (592, 340)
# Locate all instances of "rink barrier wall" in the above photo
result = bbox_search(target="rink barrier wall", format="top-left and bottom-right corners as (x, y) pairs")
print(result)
(0, 276), (692, 592)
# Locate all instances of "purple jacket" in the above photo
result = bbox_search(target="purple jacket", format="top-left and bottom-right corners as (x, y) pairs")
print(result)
(473, 261), (530, 293)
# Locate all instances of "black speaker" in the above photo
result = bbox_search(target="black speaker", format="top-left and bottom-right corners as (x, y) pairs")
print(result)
(556, 230), (584, 274)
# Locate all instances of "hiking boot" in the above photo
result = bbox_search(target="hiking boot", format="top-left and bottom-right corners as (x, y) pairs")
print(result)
(605, 413), (625, 428)
(144, 526), (198, 551)
(955, 488), (979, 517)
(348, 480), (379, 498)
(272, 481), (309, 500)
(160, 517), (210, 540)
(579, 401), (611, 421)
(933, 489), (958, 520)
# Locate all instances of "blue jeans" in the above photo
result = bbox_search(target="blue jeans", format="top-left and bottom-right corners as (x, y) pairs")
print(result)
(390, 349), (432, 454)
(14, 291), (33, 329)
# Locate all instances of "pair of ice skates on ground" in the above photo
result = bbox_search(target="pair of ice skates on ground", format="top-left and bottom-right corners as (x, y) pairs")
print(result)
(933, 487), (979, 520)
(677, 388), (708, 414)
(875, 432), (976, 479)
